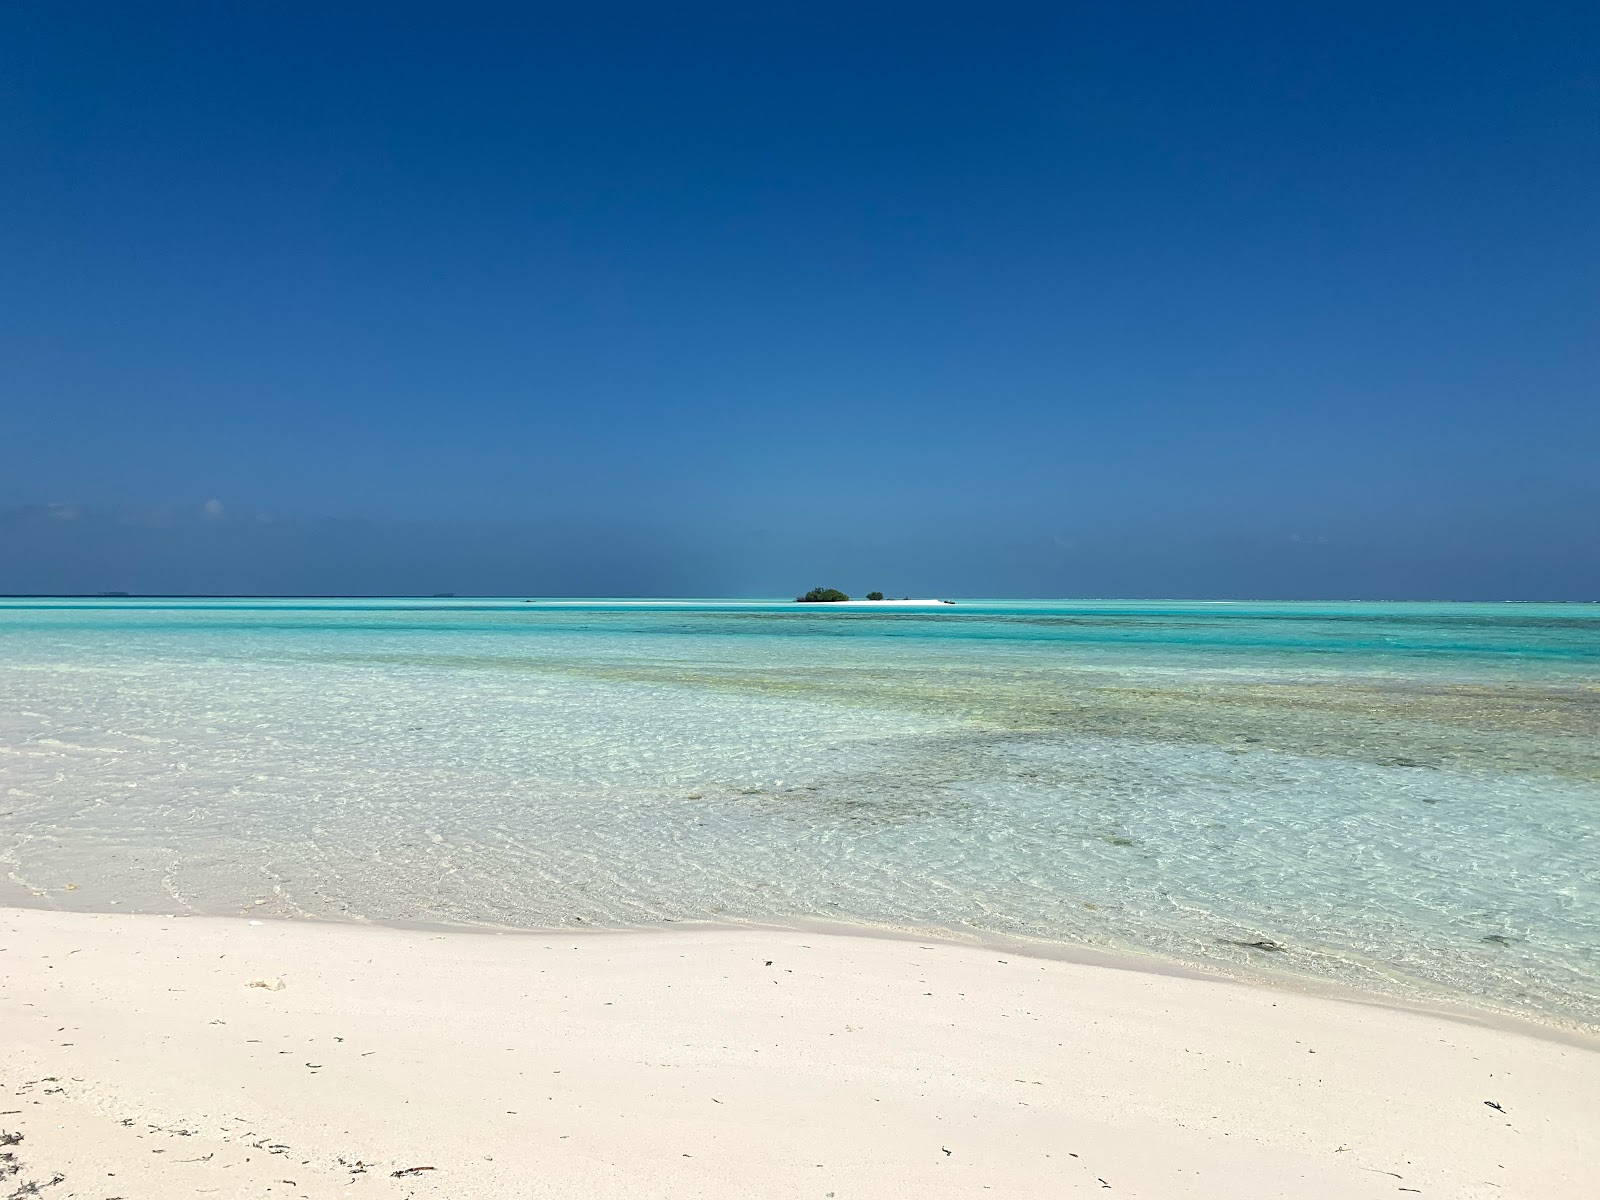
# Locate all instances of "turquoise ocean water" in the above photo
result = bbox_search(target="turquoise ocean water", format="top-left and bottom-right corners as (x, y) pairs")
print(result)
(1, 598), (1596, 1026)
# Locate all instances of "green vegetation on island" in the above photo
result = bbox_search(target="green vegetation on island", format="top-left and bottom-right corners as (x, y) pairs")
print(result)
(794, 588), (901, 602)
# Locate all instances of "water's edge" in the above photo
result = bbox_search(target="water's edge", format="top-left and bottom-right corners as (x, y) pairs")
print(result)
(9, 896), (1596, 1049)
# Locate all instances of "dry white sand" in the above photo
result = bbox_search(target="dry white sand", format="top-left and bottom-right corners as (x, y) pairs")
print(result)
(788, 600), (954, 608)
(2, 909), (1596, 1199)
(812, 599), (953, 607)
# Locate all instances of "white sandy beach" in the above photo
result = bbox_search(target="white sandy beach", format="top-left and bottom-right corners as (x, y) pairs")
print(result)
(2, 909), (1596, 1199)
(798, 599), (954, 607)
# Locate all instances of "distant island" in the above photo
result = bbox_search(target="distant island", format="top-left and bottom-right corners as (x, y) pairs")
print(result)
(795, 587), (954, 605)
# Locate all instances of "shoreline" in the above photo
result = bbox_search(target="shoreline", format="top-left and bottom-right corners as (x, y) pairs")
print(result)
(8, 893), (1594, 1046)
(4, 908), (1597, 1199)
(722, 912), (1600, 1047)
(393, 911), (1600, 1048)
(793, 598), (954, 607)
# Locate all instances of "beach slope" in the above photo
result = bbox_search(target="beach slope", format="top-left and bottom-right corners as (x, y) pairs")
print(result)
(2, 909), (1595, 1199)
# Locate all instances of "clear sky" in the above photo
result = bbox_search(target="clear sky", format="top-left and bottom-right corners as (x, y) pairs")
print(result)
(2, 2), (1596, 598)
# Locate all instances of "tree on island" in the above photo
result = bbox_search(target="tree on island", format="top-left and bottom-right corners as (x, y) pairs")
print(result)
(866, 591), (884, 601)
(797, 586), (850, 603)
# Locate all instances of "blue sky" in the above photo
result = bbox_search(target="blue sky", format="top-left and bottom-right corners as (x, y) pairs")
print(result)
(2, 2), (1596, 597)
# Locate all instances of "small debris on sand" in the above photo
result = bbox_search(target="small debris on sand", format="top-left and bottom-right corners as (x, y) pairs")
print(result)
(247, 977), (286, 992)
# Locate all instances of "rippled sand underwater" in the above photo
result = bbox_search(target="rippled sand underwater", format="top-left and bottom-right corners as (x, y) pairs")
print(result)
(2, 598), (1597, 1025)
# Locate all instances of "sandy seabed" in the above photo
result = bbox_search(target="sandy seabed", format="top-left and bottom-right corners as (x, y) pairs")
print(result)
(2, 908), (1596, 1199)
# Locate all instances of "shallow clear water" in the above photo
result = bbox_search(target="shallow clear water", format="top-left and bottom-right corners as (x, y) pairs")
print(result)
(2, 598), (1597, 1025)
